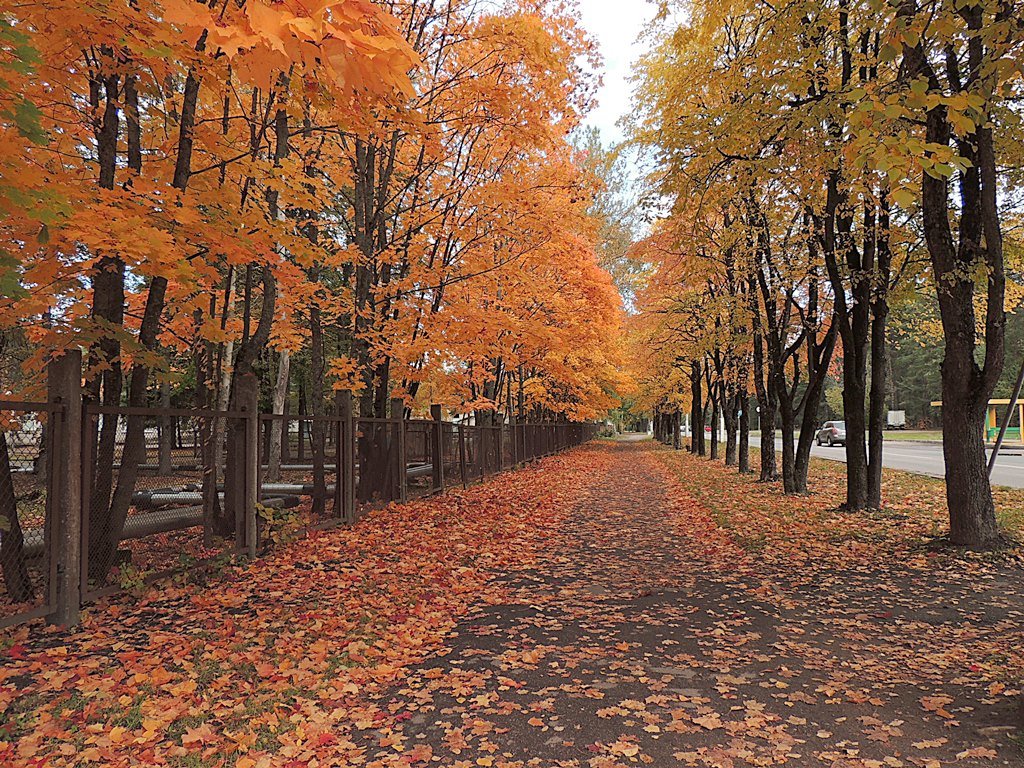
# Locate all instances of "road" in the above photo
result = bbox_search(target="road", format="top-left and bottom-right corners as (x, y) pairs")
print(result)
(747, 435), (1024, 489)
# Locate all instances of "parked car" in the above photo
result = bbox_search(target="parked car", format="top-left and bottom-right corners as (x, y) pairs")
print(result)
(816, 421), (846, 447)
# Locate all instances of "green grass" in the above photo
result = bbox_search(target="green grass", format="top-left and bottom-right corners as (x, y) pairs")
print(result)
(881, 430), (943, 442)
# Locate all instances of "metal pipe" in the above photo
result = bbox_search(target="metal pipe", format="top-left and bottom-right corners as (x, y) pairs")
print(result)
(988, 355), (1024, 476)
(20, 496), (301, 558)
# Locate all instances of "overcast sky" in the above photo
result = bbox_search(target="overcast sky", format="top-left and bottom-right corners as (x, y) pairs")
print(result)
(577, 0), (656, 144)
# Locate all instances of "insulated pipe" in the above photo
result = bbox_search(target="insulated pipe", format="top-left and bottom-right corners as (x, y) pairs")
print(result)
(20, 495), (301, 558)
(256, 484), (337, 496)
(133, 490), (305, 510)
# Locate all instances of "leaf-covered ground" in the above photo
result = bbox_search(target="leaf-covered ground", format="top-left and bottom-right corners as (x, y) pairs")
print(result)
(2, 440), (1023, 767)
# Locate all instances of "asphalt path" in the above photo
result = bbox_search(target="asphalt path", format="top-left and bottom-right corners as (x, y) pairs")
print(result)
(747, 435), (1024, 489)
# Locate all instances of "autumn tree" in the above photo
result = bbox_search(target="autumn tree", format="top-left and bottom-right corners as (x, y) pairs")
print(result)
(0, 0), (625, 562)
(629, 4), (840, 493)
(872, 0), (1024, 546)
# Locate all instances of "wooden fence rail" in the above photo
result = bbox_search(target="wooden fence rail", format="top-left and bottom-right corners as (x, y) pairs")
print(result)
(0, 350), (599, 629)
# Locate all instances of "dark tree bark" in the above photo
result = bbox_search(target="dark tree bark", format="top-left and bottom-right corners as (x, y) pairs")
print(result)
(827, 0), (870, 511)
(817, 17), (896, 512)
(757, 239), (837, 494)
(92, 59), (203, 576)
(738, 390), (751, 474)
(309, 301), (328, 518)
(866, 198), (892, 510)
(722, 379), (738, 467)
(690, 360), (706, 455)
(749, 277), (778, 481)
(85, 71), (124, 571)
(793, 314), (837, 494)
(900, 3), (1006, 547)
(822, 174), (870, 510)
(708, 367), (721, 462)
(101, 273), (168, 569)
(0, 432), (32, 602)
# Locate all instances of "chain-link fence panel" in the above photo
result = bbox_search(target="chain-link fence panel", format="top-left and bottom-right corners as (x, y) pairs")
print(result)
(0, 402), (60, 627)
(81, 406), (250, 601)
(259, 415), (340, 534)
(355, 418), (397, 509)
(404, 420), (435, 498)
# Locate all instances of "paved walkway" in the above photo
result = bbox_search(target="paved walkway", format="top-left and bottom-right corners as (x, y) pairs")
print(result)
(359, 441), (1023, 767)
(3, 440), (1022, 767)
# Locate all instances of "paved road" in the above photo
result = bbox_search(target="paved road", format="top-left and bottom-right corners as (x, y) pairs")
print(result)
(748, 435), (1024, 488)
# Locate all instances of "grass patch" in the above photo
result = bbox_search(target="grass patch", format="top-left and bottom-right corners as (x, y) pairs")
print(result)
(167, 714), (210, 745)
(0, 692), (43, 742)
(655, 443), (1021, 563)
(881, 430), (944, 442)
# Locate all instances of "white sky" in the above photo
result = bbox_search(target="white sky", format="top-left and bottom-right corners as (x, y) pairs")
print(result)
(577, 0), (656, 144)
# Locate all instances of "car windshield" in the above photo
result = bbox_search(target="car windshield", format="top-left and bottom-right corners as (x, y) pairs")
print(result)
(834, 422), (846, 429)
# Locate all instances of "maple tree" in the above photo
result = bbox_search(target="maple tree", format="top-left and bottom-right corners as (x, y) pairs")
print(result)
(628, 0), (1024, 545)
(0, 0), (626, 527)
(878, 0), (1024, 546)
(3, 1), (1024, 760)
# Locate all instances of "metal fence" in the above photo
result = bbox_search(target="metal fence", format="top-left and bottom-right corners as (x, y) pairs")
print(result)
(0, 400), (62, 628)
(81, 405), (252, 602)
(259, 413), (345, 530)
(0, 361), (599, 629)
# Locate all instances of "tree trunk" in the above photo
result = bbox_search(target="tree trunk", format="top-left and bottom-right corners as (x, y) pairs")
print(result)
(212, 268), (238, 473)
(779, 398), (797, 493)
(723, 381), (738, 466)
(867, 204), (892, 510)
(267, 349), (290, 482)
(0, 432), (32, 602)
(309, 304), (327, 518)
(943, 397), (1000, 546)
(690, 360), (705, 455)
(841, 359), (869, 508)
(750, 285), (778, 481)
(789, 414), (812, 495)
(99, 277), (169, 575)
(758, 384), (778, 482)
(867, 302), (888, 510)
(901, 8), (1004, 547)
(86, 73), (125, 568)
(738, 390), (751, 474)
(795, 317), (837, 496)
(89, 56), (203, 577)
(709, 396), (720, 461)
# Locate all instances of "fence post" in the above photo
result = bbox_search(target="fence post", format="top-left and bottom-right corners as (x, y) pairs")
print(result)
(457, 422), (468, 489)
(47, 349), (82, 627)
(337, 391), (355, 523)
(391, 397), (407, 503)
(496, 422), (504, 473)
(430, 404), (444, 493)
